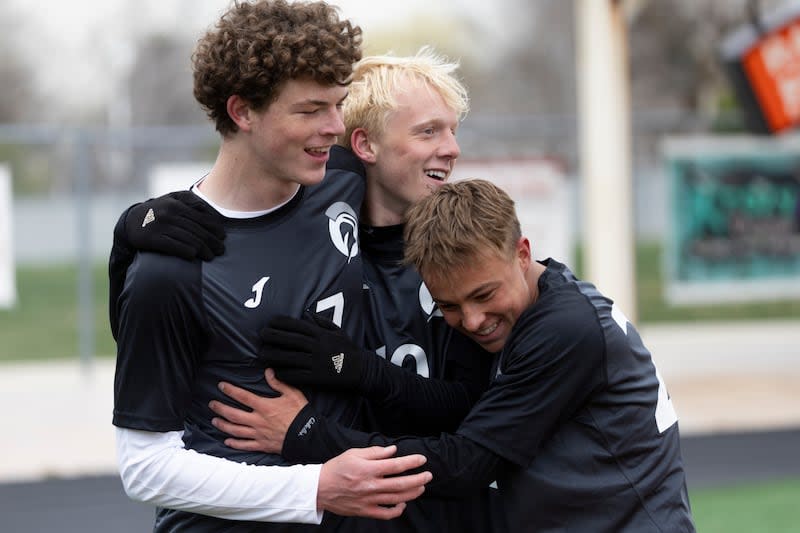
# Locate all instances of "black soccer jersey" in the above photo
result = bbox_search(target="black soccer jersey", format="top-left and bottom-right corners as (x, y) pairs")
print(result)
(360, 224), (505, 533)
(456, 259), (695, 532)
(282, 259), (695, 532)
(361, 224), (492, 435)
(113, 150), (370, 532)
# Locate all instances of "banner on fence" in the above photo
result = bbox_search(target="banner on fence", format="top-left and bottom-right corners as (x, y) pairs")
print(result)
(663, 136), (800, 304)
(454, 158), (573, 267)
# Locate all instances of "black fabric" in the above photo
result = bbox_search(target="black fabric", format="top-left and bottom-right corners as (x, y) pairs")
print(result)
(282, 260), (696, 532)
(113, 166), (378, 532)
(259, 312), (367, 390)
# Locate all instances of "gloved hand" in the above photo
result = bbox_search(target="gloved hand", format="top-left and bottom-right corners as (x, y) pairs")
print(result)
(258, 312), (368, 390)
(123, 190), (226, 261)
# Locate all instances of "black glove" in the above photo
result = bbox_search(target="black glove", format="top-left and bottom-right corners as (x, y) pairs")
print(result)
(123, 190), (226, 261)
(258, 312), (369, 390)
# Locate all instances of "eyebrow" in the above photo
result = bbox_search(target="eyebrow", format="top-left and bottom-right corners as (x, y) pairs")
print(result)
(292, 92), (349, 108)
(435, 281), (496, 306)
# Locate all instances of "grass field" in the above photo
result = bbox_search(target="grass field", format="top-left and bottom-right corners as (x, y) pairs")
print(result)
(691, 478), (800, 533)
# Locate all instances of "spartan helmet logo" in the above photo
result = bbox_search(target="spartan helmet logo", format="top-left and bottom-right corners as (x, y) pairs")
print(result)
(418, 282), (443, 321)
(326, 202), (359, 263)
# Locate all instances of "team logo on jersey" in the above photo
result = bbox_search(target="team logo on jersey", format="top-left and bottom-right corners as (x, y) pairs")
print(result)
(325, 202), (359, 262)
(244, 276), (270, 309)
(418, 282), (443, 321)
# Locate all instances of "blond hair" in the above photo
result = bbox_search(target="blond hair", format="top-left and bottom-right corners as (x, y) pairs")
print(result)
(340, 46), (469, 149)
(403, 179), (521, 280)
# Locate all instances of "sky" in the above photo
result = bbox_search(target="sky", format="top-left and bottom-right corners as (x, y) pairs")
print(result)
(6, 0), (503, 115)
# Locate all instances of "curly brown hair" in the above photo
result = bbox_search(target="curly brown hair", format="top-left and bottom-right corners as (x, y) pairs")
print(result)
(192, 0), (363, 135)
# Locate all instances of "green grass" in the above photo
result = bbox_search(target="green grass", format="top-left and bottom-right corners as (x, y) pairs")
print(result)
(690, 478), (800, 532)
(0, 241), (798, 364)
(0, 262), (114, 362)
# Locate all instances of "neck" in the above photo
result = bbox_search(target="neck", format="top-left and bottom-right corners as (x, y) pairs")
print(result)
(198, 137), (299, 211)
(363, 175), (407, 227)
(526, 261), (546, 306)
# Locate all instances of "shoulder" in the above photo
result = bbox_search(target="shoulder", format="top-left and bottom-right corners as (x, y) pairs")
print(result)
(124, 252), (203, 301)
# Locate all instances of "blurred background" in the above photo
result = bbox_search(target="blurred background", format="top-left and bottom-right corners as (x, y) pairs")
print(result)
(0, 0), (799, 531)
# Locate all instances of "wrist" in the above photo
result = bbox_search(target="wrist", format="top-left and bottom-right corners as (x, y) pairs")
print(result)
(283, 403), (319, 462)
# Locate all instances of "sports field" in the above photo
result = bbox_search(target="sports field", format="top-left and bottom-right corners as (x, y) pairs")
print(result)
(1, 250), (799, 530)
(691, 478), (800, 533)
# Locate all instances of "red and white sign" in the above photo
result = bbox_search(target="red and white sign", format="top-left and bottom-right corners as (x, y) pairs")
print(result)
(742, 17), (800, 133)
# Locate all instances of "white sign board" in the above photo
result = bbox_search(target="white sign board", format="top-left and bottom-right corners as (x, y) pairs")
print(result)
(148, 163), (212, 197)
(0, 165), (17, 308)
(453, 158), (573, 266)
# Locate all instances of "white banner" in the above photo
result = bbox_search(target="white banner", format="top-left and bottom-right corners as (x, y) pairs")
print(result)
(0, 164), (17, 308)
(454, 158), (573, 266)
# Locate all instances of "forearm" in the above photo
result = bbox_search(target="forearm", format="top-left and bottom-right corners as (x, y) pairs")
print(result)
(361, 356), (476, 434)
(283, 407), (501, 498)
(116, 427), (323, 524)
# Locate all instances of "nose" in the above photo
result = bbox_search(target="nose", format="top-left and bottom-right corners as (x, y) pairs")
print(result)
(439, 130), (460, 160)
(322, 107), (346, 137)
(461, 304), (485, 333)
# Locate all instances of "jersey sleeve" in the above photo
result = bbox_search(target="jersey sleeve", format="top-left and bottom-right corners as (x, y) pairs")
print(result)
(108, 204), (138, 341)
(456, 297), (606, 467)
(282, 405), (505, 498)
(112, 252), (208, 432)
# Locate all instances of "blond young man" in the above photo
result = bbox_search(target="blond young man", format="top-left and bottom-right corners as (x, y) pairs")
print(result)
(214, 50), (507, 532)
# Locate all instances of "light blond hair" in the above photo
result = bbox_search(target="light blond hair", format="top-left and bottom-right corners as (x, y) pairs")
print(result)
(403, 179), (521, 281)
(340, 46), (469, 149)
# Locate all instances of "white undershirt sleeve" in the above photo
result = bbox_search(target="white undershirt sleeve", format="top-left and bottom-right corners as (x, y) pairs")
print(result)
(115, 427), (324, 524)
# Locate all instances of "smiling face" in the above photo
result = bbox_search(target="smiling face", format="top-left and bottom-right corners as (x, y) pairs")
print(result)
(424, 239), (539, 354)
(248, 78), (348, 188)
(356, 77), (461, 225)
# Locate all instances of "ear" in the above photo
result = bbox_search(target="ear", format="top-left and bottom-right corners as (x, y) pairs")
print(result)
(226, 95), (253, 132)
(516, 237), (532, 271)
(350, 128), (377, 163)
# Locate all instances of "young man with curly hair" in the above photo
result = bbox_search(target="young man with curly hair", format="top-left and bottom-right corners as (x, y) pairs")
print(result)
(111, 1), (432, 531)
(113, 48), (509, 531)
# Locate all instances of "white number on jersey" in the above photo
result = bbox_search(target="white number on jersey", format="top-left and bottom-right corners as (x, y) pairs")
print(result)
(611, 304), (678, 433)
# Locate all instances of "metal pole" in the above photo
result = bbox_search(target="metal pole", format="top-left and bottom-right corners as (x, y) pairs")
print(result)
(575, 0), (637, 322)
(74, 129), (95, 373)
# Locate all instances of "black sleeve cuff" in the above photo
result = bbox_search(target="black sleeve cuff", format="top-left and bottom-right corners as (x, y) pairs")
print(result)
(282, 404), (333, 464)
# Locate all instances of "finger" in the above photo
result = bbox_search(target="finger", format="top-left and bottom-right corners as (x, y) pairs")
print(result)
(271, 368), (314, 387)
(264, 368), (288, 393)
(159, 227), (216, 261)
(208, 399), (255, 426)
(223, 438), (270, 453)
(374, 453), (428, 477)
(363, 502), (406, 521)
(168, 215), (226, 250)
(211, 415), (256, 439)
(265, 368), (309, 401)
(306, 311), (341, 331)
(352, 445), (398, 461)
(218, 381), (263, 409)
(373, 470), (432, 494)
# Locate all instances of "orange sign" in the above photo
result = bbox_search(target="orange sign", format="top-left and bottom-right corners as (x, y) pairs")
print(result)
(742, 18), (800, 133)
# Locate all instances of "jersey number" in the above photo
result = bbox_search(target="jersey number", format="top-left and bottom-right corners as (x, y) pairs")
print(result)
(315, 292), (345, 327)
(611, 304), (678, 433)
